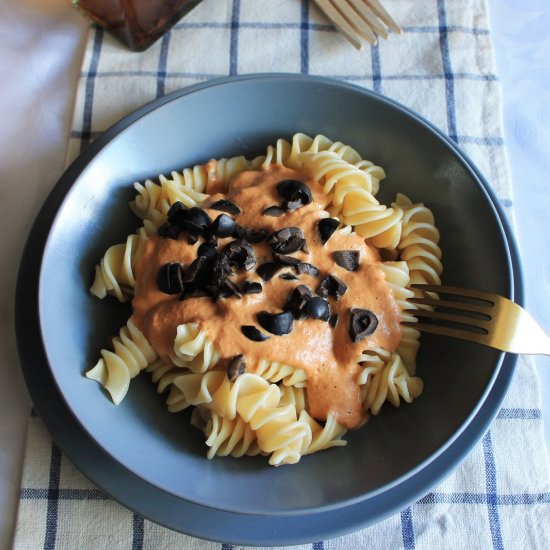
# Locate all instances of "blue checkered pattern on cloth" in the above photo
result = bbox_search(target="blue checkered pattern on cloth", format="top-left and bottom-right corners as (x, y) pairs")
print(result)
(14, 1), (550, 548)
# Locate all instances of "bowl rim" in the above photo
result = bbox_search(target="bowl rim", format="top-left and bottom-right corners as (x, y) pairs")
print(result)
(20, 74), (523, 518)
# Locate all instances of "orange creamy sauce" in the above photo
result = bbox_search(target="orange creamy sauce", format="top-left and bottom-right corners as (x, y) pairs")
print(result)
(132, 166), (401, 429)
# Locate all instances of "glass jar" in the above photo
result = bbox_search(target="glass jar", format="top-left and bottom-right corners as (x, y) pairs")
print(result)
(73, 0), (204, 51)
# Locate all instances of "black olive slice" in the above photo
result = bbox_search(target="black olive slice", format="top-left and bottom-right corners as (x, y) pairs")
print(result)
(268, 227), (306, 254)
(218, 278), (242, 298)
(241, 325), (270, 342)
(287, 284), (313, 318)
(273, 253), (301, 266)
(241, 227), (268, 243)
(333, 250), (360, 271)
(349, 308), (379, 343)
(329, 313), (339, 328)
(210, 199), (241, 216)
(173, 206), (212, 236)
(183, 257), (206, 283)
(156, 262), (185, 294)
(197, 241), (218, 261)
(242, 281), (263, 294)
(166, 201), (187, 225)
(301, 296), (331, 321)
(219, 239), (256, 272)
(157, 222), (180, 240)
(257, 311), (294, 335)
(296, 262), (319, 277)
(263, 205), (286, 217)
(276, 179), (313, 211)
(256, 262), (282, 282)
(212, 213), (239, 238)
(318, 218), (340, 244)
(279, 273), (299, 281)
(317, 275), (348, 300)
(227, 354), (246, 381)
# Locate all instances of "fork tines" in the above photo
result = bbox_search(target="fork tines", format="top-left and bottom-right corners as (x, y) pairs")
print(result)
(403, 284), (495, 340)
(313, 0), (401, 50)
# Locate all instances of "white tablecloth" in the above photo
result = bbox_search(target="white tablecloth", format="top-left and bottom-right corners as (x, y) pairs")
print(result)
(0, 0), (549, 548)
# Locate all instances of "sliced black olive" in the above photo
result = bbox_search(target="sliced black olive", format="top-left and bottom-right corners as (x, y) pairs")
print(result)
(210, 199), (241, 216)
(257, 311), (294, 335)
(207, 234), (219, 247)
(227, 354), (246, 381)
(263, 205), (286, 217)
(301, 296), (331, 321)
(197, 241), (218, 261)
(317, 275), (348, 301)
(333, 250), (360, 272)
(170, 205), (212, 236)
(268, 227), (306, 254)
(296, 262), (319, 277)
(218, 278), (242, 298)
(318, 218), (340, 244)
(218, 239), (256, 272)
(183, 256), (212, 284)
(157, 222), (180, 240)
(279, 273), (298, 281)
(156, 262), (185, 294)
(240, 227), (268, 244)
(242, 281), (262, 294)
(273, 253), (301, 266)
(241, 325), (270, 342)
(166, 201), (187, 225)
(187, 234), (199, 245)
(212, 214), (239, 238)
(256, 262), (281, 282)
(287, 284), (313, 318)
(349, 308), (379, 343)
(276, 179), (313, 211)
(329, 313), (339, 328)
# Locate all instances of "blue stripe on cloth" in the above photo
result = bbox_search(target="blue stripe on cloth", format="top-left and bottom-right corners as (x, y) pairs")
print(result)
(437, 0), (458, 143)
(80, 28), (104, 151)
(156, 32), (171, 98)
(418, 492), (550, 505)
(371, 43), (382, 93)
(312, 542), (324, 550)
(300, 0), (310, 74)
(20, 488), (110, 500)
(132, 514), (144, 550)
(404, 25), (489, 35)
(229, 0), (240, 75)
(44, 443), (62, 550)
(81, 70), (498, 82)
(401, 507), (416, 549)
(457, 136), (504, 145)
(483, 432), (504, 550)
(497, 407), (542, 419)
(221, 544), (234, 550)
(171, 21), (488, 36)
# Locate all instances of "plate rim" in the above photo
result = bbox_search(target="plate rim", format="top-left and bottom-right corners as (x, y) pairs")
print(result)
(18, 74), (523, 525)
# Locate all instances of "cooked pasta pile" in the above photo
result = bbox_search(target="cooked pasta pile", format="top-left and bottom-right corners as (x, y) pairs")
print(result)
(87, 133), (442, 466)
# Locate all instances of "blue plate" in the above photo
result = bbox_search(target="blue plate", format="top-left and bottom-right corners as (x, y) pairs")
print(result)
(16, 75), (522, 540)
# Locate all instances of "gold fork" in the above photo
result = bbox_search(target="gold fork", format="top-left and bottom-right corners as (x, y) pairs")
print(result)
(403, 284), (550, 355)
(312, 0), (401, 49)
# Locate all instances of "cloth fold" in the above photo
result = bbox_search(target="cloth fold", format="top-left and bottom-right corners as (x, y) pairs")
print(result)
(13, 0), (550, 548)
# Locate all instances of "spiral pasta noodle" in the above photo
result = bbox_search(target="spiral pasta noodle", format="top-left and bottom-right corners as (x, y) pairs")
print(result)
(89, 220), (155, 302)
(86, 319), (157, 405)
(193, 409), (262, 459)
(358, 348), (423, 415)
